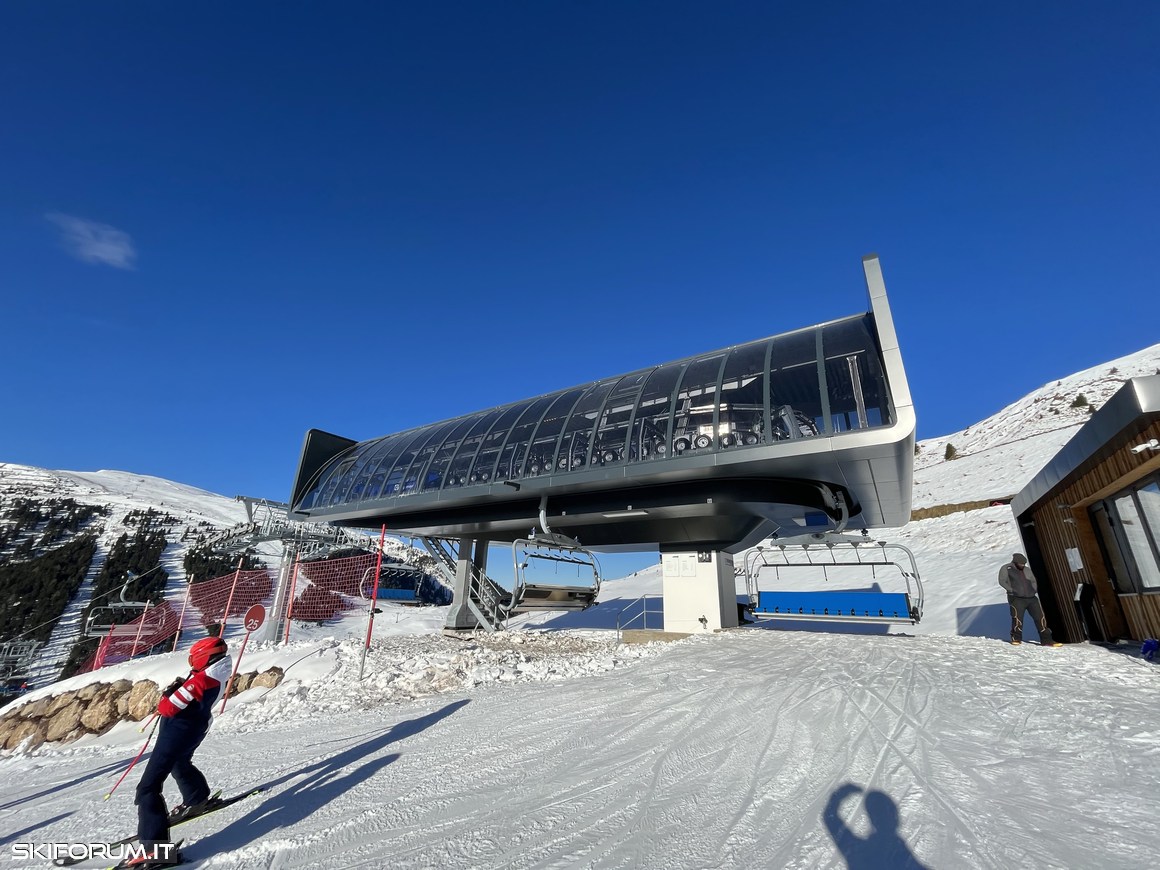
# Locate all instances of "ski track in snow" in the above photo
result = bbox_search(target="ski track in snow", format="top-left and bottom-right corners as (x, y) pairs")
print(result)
(3, 630), (1159, 870)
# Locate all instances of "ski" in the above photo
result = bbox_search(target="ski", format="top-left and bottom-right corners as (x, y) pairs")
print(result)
(51, 789), (263, 866)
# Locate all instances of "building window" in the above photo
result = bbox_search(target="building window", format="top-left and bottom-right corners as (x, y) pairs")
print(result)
(1091, 502), (1137, 594)
(1093, 475), (1160, 594)
(1120, 483), (1160, 590)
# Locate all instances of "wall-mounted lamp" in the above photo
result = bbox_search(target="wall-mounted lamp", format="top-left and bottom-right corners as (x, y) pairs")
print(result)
(1130, 438), (1160, 455)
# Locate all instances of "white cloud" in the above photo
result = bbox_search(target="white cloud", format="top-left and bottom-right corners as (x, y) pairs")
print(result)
(46, 212), (137, 270)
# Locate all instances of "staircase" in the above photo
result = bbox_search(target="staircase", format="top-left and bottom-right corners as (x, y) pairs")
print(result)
(421, 534), (601, 633)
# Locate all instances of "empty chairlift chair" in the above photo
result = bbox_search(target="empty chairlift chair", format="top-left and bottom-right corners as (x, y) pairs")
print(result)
(361, 563), (427, 604)
(744, 532), (924, 624)
(509, 533), (602, 613)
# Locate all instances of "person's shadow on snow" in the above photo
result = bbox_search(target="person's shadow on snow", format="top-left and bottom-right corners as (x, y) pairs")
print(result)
(824, 782), (929, 870)
(189, 699), (469, 858)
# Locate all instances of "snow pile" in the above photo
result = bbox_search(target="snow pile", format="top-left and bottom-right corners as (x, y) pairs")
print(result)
(227, 631), (669, 730)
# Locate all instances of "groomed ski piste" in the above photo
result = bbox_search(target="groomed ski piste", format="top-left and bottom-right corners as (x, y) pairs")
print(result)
(3, 344), (1160, 869)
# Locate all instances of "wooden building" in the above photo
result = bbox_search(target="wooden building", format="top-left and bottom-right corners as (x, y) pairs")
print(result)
(1012, 376), (1160, 643)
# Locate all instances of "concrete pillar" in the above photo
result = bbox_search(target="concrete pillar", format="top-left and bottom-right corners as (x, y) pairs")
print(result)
(660, 550), (739, 634)
(444, 537), (486, 632)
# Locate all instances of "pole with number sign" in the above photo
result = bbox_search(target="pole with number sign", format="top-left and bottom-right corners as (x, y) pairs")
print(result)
(358, 525), (388, 681)
(219, 604), (265, 715)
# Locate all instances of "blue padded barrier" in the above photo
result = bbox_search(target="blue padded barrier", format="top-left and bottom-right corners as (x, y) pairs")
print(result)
(375, 587), (419, 601)
(755, 590), (914, 621)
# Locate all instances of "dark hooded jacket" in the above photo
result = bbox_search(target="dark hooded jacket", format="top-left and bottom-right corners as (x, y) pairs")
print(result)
(998, 560), (1038, 598)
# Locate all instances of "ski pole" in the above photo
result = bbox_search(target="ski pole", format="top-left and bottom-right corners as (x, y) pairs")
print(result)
(105, 715), (160, 800)
(139, 712), (160, 733)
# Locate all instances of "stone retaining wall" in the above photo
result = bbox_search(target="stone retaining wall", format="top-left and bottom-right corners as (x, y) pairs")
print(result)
(0, 667), (284, 752)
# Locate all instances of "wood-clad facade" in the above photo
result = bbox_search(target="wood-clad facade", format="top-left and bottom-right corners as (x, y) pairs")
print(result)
(1012, 378), (1160, 643)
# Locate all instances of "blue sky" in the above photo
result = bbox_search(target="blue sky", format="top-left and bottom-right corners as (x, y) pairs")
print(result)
(2, 3), (1158, 568)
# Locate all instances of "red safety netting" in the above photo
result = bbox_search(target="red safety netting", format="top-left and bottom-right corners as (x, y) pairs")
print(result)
(188, 569), (274, 630)
(79, 567), (275, 674)
(78, 553), (426, 672)
(284, 552), (380, 626)
(84, 601), (182, 672)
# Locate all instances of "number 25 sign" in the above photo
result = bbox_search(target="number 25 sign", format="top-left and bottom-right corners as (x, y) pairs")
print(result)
(244, 604), (266, 633)
(220, 603), (267, 716)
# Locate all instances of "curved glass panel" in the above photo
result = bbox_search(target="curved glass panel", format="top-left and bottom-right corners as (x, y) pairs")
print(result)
(363, 432), (417, 500)
(359, 436), (410, 503)
(335, 434), (410, 504)
(444, 408), (505, 489)
(382, 427), (442, 495)
(768, 328), (823, 440)
(468, 401), (535, 485)
(321, 452), (364, 508)
(496, 395), (556, 480)
(399, 420), (460, 494)
(422, 415), (481, 491)
(526, 388), (588, 476)
(629, 362), (685, 462)
(717, 339), (770, 449)
(672, 354), (727, 455)
(593, 371), (651, 466)
(559, 380), (617, 471)
(298, 448), (357, 512)
(822, 316), (892, 433)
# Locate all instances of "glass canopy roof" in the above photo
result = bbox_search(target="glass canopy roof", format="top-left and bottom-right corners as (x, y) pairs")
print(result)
(294, 313), (894, 515)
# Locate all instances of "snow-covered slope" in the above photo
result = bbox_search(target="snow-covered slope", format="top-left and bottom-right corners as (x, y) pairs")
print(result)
(0, 464), (258, 684)
(912, 343), (1160, 507)
(0, 464), (250, 530)
(3, 343), (1160, 870)
(0, 465), (254, 682)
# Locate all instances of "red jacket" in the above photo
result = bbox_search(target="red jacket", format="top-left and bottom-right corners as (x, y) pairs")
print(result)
(158, 656), (233, 727)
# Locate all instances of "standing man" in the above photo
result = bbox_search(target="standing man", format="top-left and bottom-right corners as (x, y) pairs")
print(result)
(128, 636), (232, 868)
(999, 553), (1062, 647)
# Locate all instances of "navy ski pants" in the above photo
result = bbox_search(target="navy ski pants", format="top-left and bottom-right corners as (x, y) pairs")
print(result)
(135, 719), (210, 846)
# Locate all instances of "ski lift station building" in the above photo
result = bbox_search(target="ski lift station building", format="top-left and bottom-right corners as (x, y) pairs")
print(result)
(288, 255), (918, 635)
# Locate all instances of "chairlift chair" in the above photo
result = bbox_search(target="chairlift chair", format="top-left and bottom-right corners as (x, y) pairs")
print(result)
(744, 532), (924, 625)
(509, 531), (602, 613)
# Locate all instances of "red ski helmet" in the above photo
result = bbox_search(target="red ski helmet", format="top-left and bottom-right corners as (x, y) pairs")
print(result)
(189, 636), (228, 671)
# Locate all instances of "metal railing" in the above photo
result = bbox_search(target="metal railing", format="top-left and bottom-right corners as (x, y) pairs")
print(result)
(464, 565), (511, 633)
(615, 594), (663, 644)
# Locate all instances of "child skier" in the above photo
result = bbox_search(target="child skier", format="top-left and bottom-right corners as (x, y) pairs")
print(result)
(127, 636), (232, 868)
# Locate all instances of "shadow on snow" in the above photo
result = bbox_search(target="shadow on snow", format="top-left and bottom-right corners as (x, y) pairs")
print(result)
(824, 782), (930, 870)
(187, 699), (470, 860)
